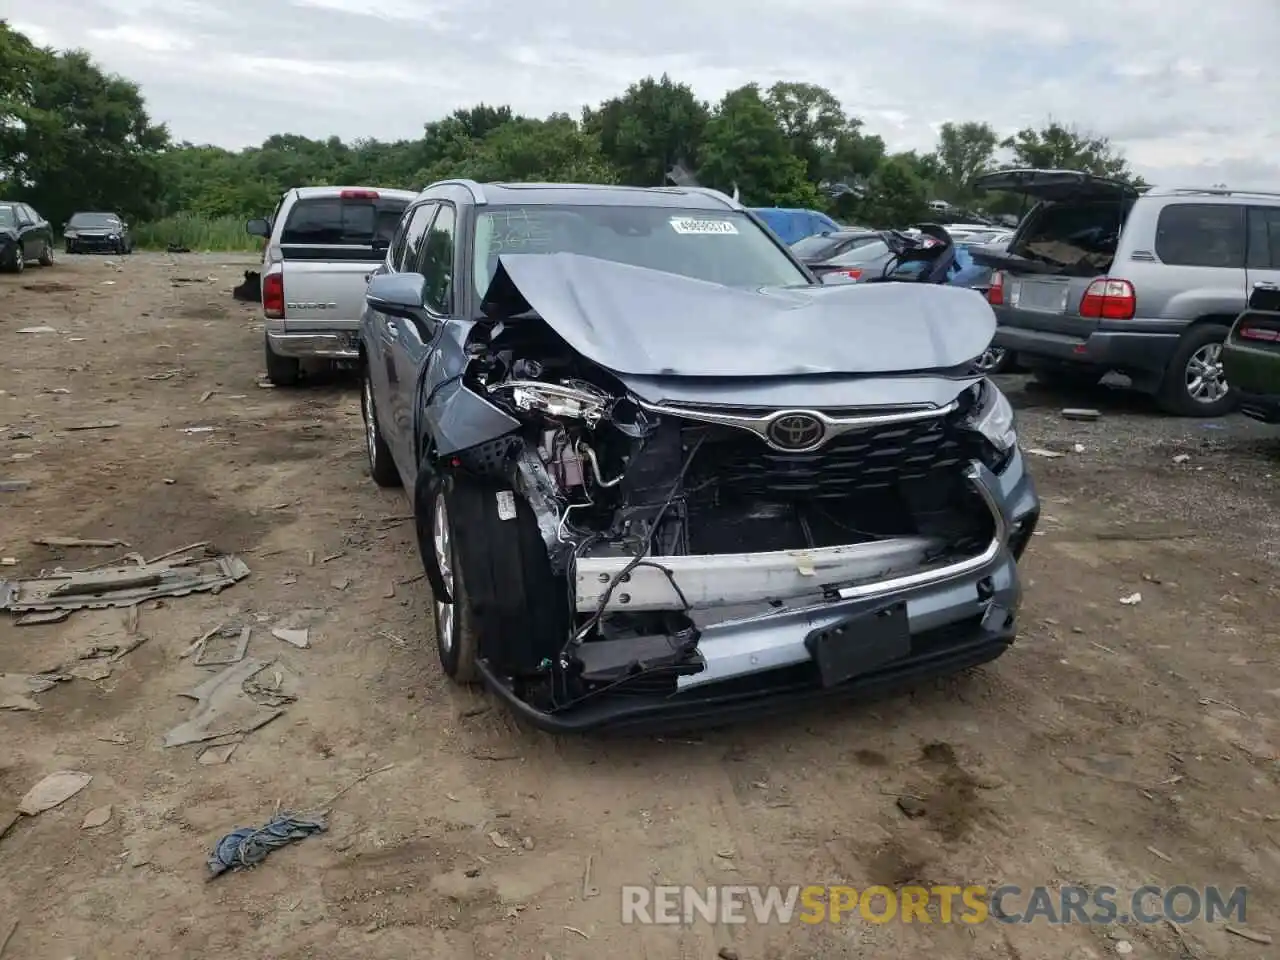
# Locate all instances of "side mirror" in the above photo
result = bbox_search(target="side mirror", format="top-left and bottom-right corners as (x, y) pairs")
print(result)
(246, 218), (271, 238)
(366, 272), (427, 319)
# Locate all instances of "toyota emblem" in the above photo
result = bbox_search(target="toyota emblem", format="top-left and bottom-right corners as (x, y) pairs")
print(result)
(766, 413), (825, 450)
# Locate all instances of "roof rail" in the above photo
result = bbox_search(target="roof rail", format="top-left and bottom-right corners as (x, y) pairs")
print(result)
(430, 179), (488, 205)
(674, 186), (741, 210)
(1159, 186), (1280, 200)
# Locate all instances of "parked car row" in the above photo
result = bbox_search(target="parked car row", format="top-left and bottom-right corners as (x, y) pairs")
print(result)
(0, 202), (135, 272)
(970, 170), (1280, 417)
(244, 179), (1042, 733)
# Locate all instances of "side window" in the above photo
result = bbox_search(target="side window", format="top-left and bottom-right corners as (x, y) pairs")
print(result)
(1246, 207), (1280, 270)
(1155, 203), (1246, 269)
(398, 202), (437, 273)
(387, 207), (414, 269)
(15, 206), (33, 226)
(417, 203), (456, 315)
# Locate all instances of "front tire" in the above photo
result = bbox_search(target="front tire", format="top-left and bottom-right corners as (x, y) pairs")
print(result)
(263, 333), (301, 387)
(360, 368), (401, 487)
(64, 240), (74, 255)
(427, 478), (481, 684)
(37, 242), (54, 267)
(1157, 324), (1235, 417)
(419, 471), (571, 684)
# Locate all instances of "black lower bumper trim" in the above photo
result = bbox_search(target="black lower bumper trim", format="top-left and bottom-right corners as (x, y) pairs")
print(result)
(1236, 390), (1280, 424)
(477, 629), (1015, 735)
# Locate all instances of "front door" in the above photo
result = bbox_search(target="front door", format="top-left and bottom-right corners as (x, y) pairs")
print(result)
(390, 202), (457, 486)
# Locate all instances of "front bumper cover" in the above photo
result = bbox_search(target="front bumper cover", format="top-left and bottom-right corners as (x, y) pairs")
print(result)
(480, 453), (1041, 733)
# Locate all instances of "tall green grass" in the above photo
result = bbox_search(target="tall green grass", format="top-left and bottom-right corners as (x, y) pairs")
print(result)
(133, 214), (261, 252)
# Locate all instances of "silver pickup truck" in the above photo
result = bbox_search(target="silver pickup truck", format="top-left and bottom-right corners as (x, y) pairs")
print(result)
(247, 186), (416, 385)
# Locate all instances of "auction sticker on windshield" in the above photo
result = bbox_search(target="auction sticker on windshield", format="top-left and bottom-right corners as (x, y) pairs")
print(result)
(670, 217), (738, 235)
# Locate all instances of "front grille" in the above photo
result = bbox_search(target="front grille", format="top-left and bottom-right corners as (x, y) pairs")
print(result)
(683, 415), (979, 500)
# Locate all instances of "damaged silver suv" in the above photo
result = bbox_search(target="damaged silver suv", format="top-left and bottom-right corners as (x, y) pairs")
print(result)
(358, 180), (1040, 732)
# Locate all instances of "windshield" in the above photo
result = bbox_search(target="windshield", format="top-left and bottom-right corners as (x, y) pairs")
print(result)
(69, 213), (120, 227)
(473, 205), (809, 294)
(0, 207), (14, 228)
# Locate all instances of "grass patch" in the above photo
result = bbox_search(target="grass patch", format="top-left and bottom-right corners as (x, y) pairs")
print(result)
(133, 214), (260, 252)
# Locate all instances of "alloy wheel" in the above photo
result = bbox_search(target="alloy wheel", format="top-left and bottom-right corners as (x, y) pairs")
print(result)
(433, 491), (455, 651)
(362, 376), (378, 467)
(1185, 342), (1228, 404)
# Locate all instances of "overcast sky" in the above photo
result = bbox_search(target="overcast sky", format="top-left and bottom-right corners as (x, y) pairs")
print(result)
(6, 0), (1279, 188)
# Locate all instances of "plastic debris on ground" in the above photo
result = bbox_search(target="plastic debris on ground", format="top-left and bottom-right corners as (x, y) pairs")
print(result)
(0, 673), (71, 711)
(0, 549), (249, 616)
(163, 657), (288, 747)
(207, 814), (327, 877)
(18, 771), (93, 815)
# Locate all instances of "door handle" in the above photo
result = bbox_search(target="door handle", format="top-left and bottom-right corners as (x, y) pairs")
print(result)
(1254, 281), (1279, 291)
(385, 323), (400, 339)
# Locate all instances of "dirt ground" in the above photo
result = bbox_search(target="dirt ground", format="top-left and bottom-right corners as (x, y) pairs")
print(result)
(2, 252), (1278, 959)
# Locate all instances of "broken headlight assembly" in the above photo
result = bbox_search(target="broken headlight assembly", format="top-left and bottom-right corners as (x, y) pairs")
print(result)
(963, 379), (1017, 471)
(488, 380), (612, 426)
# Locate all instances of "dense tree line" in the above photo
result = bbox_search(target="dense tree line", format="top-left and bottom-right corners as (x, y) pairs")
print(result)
(1, 20), (1145, 243)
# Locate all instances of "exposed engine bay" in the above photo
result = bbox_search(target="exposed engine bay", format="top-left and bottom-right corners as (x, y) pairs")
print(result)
(442, 304), (1018, 713)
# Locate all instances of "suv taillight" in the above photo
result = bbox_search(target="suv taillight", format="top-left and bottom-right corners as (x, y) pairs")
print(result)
(262, 271), (284, 318)
(340, 189), (379, 199)
(1239, 321), (1280, 343)
(987, 270), (1004, 306)
(1079, 278), (1136, 320)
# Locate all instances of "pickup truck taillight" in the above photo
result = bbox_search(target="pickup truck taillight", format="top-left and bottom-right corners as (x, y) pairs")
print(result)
(1079, 278), (1136, 320)
(262, 272), (284, 319)
(987, 270), (1004, 306)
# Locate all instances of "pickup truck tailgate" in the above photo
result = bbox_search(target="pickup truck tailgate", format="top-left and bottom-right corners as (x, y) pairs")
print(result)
(281, 258), (376, 330)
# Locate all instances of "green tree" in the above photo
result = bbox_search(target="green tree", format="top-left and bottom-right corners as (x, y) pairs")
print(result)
(583, 75), (709, 186)
(1001, 121), (1134, 179)
(932, 121), (999, 201)
(854, 153), (929, 228)
(764, 81), (846, 184)
(0, 23), (169, 225)
(698, 84), (818, 207)
(418, 114), (617, 185)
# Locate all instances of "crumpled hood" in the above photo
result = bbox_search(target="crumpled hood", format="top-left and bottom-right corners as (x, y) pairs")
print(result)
(480, 253), (995, 378)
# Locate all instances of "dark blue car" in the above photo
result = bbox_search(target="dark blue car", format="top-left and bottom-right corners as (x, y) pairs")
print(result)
(749, 207), (843, 245)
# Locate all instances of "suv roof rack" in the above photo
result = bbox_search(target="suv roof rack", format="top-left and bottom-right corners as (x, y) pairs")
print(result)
(431, 179), (488, 205)
(1153, 186), (1280, 200)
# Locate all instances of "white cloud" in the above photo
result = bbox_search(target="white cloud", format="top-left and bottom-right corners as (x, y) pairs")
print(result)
(87, 24), (193, 53)
(3, 0), (1278, 187)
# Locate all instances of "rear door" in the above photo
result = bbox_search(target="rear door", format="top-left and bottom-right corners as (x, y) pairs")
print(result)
(278, 191), (410, 332)
(1246, 205), (1280, 302)
(970, 170), (1137, 337)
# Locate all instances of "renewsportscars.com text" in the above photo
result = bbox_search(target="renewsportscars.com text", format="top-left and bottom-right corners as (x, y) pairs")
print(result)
(620, 884), (1248, 926)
